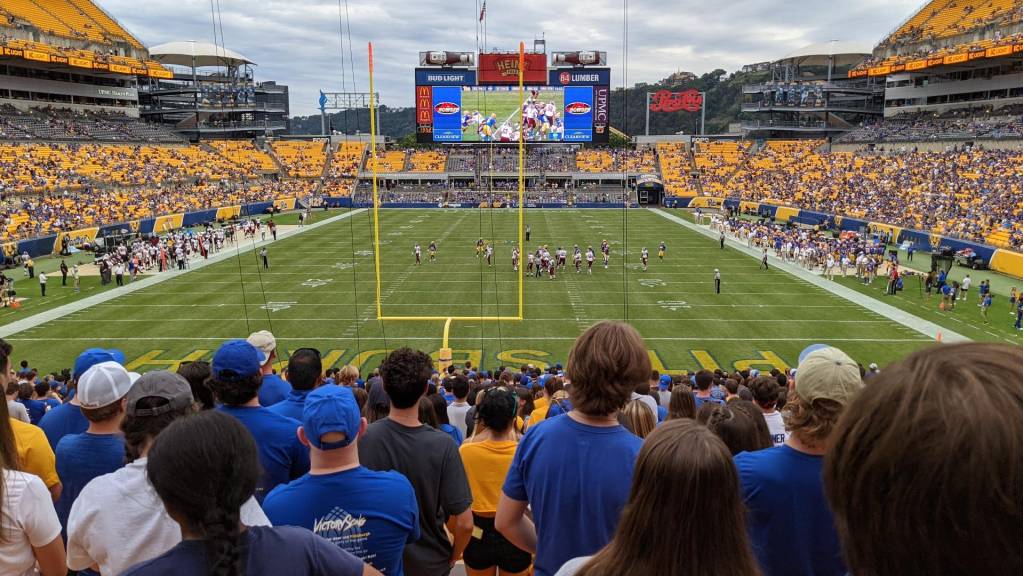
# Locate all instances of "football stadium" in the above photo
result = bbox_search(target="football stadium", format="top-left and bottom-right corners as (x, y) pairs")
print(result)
(1, 1), (1022, 575)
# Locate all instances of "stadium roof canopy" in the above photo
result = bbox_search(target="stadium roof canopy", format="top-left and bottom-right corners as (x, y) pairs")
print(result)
(149, 40), (254, 68)
(776, 41), (871, 67)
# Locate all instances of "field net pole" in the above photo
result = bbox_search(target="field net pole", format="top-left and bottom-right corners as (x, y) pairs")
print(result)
(368, 42), (384, 320)
(517, 41), (525, 320)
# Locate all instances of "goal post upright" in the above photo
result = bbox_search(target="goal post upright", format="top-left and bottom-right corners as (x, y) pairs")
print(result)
(368, 42), (384, 320)
(517, 41), (525, 320)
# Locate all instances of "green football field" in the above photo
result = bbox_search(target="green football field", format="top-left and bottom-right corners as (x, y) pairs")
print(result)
(5, 206), (1006, 376)
(458, 88), (562, 142)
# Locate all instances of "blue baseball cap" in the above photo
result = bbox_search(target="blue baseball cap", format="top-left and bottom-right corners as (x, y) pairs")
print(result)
(212, 340), (263, 381)
(659, 374), (672, 390)
(74, 348), (125, 379)
(302, 385), (361, 450)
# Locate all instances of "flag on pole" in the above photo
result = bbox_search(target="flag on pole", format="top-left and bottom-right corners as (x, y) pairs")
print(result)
(479, 1), (486, 21)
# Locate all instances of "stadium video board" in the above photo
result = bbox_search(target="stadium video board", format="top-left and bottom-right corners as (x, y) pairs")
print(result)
(415, 66), (609, 144)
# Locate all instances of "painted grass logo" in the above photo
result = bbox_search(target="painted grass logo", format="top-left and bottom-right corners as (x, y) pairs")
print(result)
(332, 262), (356, 270)
(301, 278), (334, 288)
(639, 278), (666, 288)
(354, 250), (374, 257)
(261, 301), (297, 312)
(658, 300), (691, 311)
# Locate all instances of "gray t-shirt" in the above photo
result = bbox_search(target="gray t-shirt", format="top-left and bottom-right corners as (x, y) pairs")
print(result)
(7, 400), (29, 423)
(358, 417), (473, 576)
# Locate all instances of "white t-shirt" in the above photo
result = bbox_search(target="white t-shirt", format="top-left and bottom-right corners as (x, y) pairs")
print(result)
(447, 401), (471, 438)
(763, 410), (788, 447)
(1, 469), (61, 576)
(66, 457), (271, 575)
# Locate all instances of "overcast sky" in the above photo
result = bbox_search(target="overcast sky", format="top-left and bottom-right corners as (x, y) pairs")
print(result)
(100, 0), (922, 116)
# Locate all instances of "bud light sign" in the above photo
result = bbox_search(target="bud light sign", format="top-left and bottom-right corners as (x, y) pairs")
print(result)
(431, 86), (462, 142)
(563, 86), (593, 142)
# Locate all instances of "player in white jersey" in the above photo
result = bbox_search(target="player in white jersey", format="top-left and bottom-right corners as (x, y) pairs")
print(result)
(641, 248), (649, 271)
(586, 246), (595, 275)
(413, 244), (421, 265)
(527, 252), (535, 274)
(573, 246), (583, 273)
(557, 247), (567, 269)
(512, 248), (520, 272)
(485, 243), (494, 266)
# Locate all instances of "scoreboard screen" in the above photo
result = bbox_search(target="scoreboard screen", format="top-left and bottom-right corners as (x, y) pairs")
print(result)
(415, 65), (609, 144)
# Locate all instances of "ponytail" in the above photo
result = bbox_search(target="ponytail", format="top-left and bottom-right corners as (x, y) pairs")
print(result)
(147, 411), (260, 576)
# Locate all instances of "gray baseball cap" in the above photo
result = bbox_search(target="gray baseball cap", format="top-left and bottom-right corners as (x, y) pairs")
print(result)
(126, 370), (194, 416)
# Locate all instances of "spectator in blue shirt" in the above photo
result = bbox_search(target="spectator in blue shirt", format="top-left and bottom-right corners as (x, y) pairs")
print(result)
(209, 340), (309, 502)
(269, 348), (323, 422)
(263, 385), (419, 575)
(40, 348), (124, 450)
(496, 321), (649, 576)
(16, 382), (46, 424)
(55, 361), (134, 541)
(734, 346), (863, 576)
(247, 330), (291, 407)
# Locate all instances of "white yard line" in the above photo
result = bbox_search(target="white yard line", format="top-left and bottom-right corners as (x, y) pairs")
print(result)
(0, 209), (367, 338)
(5, 336), (934, 342)
(650, 208), (970, 343)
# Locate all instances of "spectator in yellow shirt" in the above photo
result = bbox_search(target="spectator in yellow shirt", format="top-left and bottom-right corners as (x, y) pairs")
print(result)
(0, 339), (61, 501)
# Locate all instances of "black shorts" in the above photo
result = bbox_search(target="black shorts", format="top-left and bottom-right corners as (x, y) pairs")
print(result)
(462, 514), (532, 573)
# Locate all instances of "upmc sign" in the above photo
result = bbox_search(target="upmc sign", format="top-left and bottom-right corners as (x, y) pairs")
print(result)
(478, 53), (547, 85)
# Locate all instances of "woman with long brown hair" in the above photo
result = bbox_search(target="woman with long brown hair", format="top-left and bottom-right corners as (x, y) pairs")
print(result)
(555, 420), (760, 576)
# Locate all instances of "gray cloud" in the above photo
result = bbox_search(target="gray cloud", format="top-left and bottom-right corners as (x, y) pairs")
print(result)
(98, 0), (921, 116)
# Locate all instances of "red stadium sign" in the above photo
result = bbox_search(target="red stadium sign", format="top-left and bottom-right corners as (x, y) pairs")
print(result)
(478, 53), (547, 85)
(649, 89), (703, 113)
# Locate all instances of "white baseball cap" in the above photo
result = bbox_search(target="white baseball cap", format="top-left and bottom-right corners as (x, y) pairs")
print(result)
(78, 361), (135, 409)
(245, 330), (274, 364)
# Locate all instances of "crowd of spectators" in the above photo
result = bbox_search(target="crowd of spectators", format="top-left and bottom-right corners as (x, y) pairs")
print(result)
(0, 106), (182, 143)
(2, 323), (1019, 576)
(723, 145), (1023, 250)
(839, 106), (1023, 143)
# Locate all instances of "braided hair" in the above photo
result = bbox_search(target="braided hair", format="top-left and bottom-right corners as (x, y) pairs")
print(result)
(146, 411), (261, 576)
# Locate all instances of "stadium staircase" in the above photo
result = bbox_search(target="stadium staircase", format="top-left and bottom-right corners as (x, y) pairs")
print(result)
(265, 143), (288, 175)
(687, 145), (704, 196)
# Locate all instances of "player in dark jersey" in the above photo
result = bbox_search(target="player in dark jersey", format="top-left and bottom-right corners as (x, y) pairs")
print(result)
(476, 238), (484, 257)
(658, 241), (666, 260)
(429, 241), (437, 262)
(601, 240), (611, 269)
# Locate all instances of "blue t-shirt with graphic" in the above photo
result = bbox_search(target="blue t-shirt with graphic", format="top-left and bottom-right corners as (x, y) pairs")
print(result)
(734, 444), (846, 576)
(502, 414), (642, 576)
(217, 405), (309, 502)
(263, 466), (419, 575)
